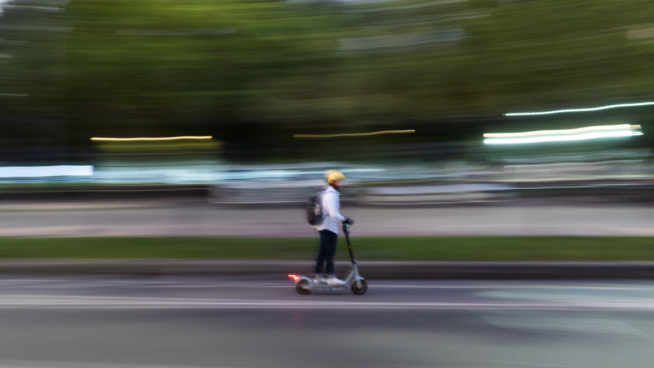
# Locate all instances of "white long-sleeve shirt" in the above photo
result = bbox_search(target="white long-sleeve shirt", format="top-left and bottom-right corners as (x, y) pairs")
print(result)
(317, 186), (346, 234)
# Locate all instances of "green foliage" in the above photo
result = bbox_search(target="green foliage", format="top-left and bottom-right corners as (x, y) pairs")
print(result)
(0, 236), (653, 261)
(3, 0), (654, 146)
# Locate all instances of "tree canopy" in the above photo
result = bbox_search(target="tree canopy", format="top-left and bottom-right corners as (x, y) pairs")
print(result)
(1, 0), (653, 153)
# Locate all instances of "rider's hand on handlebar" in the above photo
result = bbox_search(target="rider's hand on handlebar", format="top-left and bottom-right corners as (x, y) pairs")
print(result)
(343, 218), (354, 225)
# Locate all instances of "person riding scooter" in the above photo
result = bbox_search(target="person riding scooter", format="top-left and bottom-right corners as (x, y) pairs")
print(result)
(315, 170), (354, 286)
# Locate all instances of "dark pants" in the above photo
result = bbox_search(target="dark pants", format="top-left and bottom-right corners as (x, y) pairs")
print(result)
(316, 230), (338, 276)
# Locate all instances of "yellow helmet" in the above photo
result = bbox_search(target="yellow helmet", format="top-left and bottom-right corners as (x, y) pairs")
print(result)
(326, 170), (345, 184)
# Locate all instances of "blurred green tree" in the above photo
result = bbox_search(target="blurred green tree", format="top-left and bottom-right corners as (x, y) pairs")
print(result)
(1, 0), (653, 154)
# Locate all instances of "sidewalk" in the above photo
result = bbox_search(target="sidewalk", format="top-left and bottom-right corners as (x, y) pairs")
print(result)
(1, 202), (654, 237)
(0, 200), (174, 212)
(2, 260), (654, 279)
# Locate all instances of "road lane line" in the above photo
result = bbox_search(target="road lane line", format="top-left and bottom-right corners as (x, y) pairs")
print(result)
(0, 295), (654, 311)
(0, 359), (240, 368)
(370, 284), (654, 290)
(2, 280), (651, 291)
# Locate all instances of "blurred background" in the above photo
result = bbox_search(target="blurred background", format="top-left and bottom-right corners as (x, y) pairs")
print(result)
(2, 3), (654, 368)
(0, 0), (653, 205)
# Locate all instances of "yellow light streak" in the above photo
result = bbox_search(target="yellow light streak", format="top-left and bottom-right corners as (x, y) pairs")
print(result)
(90, 136), (212, 142)
(483, 125), (641, 138)
(294, 130), (415, 138)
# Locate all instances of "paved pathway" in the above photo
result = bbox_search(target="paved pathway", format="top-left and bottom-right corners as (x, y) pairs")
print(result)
(0, 277), (653, 368)
(0, 201), (652, 237)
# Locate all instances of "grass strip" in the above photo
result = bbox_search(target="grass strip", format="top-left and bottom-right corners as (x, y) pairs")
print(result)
(0, 237), (652, 261)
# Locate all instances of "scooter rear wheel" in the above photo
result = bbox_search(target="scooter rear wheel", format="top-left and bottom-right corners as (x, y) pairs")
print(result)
(351, 280), (367, 295)
(296, 280), (311, 295)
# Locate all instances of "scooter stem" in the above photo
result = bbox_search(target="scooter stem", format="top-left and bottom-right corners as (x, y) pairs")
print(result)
(343, 224), (356, 265)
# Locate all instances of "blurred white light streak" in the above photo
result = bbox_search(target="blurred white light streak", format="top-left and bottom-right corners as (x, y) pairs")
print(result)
(340, 29), (464, 50)
(0, 93), (27, 97)
(344, 0), (466, 13)
(91, 136), (212, 142)
(4, 5), (60, 11)
(0, 25), (72, 32)
(294, 130), (415, 138)
(484, 130), (642, 145)
(0, 166), (93, 178)
(365, 13), (489, 29)
(484, 124), (641, 138)
(628, 28), (654, 40)
(0, 0), (10, 14)
(505, 102), (654, 116)
(117, 29), (236, 36)
(0, 39), (27, 45)
(339, 0), (403, 4)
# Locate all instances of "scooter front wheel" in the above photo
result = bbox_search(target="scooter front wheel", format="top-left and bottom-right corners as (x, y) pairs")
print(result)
(351, 280), (367, 295)
(296, 280), (311, 295)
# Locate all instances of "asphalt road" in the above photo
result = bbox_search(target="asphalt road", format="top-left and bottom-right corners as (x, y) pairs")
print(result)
(0, 200), (653, 237)
(0, 276), (653, 367)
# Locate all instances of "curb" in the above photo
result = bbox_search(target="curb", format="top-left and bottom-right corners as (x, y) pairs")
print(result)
(1, 260), (654, 279)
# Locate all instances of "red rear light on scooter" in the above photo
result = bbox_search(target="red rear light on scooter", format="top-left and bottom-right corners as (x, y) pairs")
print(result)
(288, 274), (300, 282)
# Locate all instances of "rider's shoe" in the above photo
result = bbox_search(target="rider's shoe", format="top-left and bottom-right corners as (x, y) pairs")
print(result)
(326, 275), (346, 286)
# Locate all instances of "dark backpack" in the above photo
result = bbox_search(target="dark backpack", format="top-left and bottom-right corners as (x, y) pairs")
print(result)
(305, 190), (325, 226)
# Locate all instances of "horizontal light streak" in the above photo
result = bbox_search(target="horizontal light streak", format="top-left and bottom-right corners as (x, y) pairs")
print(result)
(0, 165), (93, 178)
(91, 136), (212, 142)
(484, 124), (641, 138)
(505, 102), (654, 116)
(343, 0), (466, 13)
(339, 29), (464, 51)
(294, 130), (415, 138)
(117, 29), (236, 36)
(484, 130), (642, 145)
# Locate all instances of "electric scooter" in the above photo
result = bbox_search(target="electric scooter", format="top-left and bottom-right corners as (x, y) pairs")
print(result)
(289, 223), (367, 295)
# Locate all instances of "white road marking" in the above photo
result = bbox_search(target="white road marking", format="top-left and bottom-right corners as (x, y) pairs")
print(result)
(0, 295), (653, 311)
(1, 282), (287, 289)
(135, 285), (290, 289)
(0, 279), (651, 291)
(477, 313), (648, 337)
(4, 280), (180, 289)
(0, 359), (238, 368)
(0, 279), (67, 284)
(486, 360), (586, 368)
(370, 284), (654, 291)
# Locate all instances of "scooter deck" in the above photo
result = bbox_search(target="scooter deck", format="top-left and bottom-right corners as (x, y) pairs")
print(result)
(309, 281), (350, 292)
